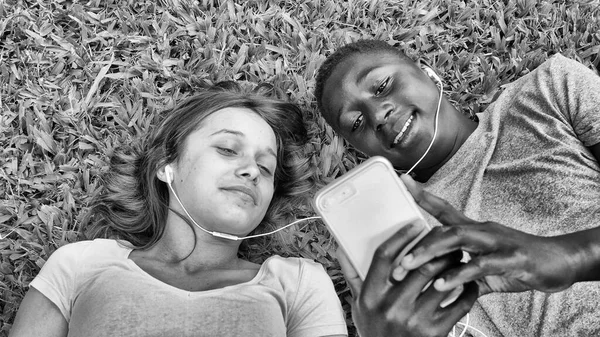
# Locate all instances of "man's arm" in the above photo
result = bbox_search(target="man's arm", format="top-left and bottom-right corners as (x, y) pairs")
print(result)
(589, 142), (600, 164)
(398, 174), (600, 295)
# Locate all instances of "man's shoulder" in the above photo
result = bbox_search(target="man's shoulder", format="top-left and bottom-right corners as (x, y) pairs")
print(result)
(536, 53), (591, 76)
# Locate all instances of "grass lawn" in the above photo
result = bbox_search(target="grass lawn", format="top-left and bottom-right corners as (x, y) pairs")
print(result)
(1, 0), (599, 335)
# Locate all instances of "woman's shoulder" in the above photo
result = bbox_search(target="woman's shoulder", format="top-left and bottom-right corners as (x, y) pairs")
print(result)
(262, 255), (330, 279)
(264, 255), (323, 267)
(49, 238), (132, 261)
(261, 256), (339, 305)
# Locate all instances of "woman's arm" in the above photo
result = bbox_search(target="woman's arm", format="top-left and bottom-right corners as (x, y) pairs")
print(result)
(9, 287), (68, 337)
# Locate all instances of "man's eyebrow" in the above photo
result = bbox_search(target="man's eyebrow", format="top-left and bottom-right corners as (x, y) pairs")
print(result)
(357, 64), (378, 86)
(211, 129), (277, 158)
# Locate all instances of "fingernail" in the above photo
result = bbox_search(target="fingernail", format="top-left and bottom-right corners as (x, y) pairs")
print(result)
(402, 254), (414, 266)
(433, 278), (446, 290)
(392, 266), (407, 281)
(422, 279), (433, 292)
(440, 284), (464, 308)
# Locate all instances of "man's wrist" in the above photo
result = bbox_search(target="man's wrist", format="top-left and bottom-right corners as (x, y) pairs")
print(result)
(562, 227), (600, 283)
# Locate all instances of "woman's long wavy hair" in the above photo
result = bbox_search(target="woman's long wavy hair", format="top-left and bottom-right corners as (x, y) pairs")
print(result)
(83, 83), (314, 252)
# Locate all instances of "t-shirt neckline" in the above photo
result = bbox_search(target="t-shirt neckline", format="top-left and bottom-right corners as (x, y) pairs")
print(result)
(118, 241), (274, 295)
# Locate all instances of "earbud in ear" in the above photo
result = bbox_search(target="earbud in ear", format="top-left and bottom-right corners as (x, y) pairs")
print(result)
(164, 166), (174, 184)
(422, 66), (442, 86)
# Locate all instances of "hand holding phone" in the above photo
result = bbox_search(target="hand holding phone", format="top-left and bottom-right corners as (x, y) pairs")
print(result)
(335, 222), (477, 337)
(313, 156), (431, 280)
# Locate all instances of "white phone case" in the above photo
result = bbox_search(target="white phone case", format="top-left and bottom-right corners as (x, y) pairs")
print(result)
(313, 156), (430, 280)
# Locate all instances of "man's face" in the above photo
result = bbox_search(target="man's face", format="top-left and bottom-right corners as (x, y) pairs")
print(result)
(320, 51), (459, 172)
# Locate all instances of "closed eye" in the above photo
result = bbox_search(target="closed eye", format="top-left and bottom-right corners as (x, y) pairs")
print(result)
(375, 77), (391, 96)
(217, 147), (237, 156)
(259, 165), (273, 176)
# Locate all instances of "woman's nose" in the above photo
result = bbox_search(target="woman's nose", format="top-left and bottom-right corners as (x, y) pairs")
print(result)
(236, 160), (260, 184)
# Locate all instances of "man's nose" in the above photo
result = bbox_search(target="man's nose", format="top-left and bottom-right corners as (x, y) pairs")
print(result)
(372, 102), (393, 131)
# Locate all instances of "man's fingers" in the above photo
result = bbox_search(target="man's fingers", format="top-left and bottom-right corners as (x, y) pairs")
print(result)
(392, 252), (463, 302)
(363, 223), (423, 288)
(399, 174), (474, 227)
(439, 281), (479, 327)
(434, 253), (517, 292)
(336, 248), (362, 298)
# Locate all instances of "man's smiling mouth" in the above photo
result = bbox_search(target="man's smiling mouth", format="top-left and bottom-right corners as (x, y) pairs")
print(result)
(392, 113), (415, 147)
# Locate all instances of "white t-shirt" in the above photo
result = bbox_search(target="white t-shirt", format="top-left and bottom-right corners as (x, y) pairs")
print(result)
(30, 239), (348, 337)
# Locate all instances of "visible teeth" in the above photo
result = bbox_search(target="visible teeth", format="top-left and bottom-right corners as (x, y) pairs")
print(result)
(393, 114), (414, 145)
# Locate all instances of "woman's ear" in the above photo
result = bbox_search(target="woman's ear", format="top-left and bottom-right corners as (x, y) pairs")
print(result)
(156, 165), (173, 184)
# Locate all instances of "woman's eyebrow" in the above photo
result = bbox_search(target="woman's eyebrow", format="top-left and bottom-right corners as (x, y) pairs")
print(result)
(211, 129), (276, 158)
(258, 149), (277, 160)
(211, 129), (244, 137)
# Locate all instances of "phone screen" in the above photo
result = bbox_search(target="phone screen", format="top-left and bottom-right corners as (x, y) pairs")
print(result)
(314, 156), (430, 279)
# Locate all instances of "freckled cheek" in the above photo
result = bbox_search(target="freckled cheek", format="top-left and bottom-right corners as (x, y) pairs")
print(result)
(185, 167), (197, 182)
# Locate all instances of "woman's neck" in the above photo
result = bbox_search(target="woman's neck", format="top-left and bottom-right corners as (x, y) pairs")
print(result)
(129, 218), (262, 291)
(140, 215), (245, 273)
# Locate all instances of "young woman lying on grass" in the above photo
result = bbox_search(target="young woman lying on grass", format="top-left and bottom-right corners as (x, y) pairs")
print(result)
(315, 39), (600, 337)
(9, 84), (348, 337)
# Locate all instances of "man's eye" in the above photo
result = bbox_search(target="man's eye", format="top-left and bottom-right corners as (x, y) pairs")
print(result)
(375, 77), (390, 96)
(352, 114), (364, 131)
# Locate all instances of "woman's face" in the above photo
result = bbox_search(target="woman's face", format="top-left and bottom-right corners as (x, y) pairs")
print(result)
(320, 51), (466, 172)
(168, 107), (278, 236)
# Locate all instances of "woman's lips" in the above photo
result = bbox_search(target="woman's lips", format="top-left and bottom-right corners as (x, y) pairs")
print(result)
(222, 185), (257, 205)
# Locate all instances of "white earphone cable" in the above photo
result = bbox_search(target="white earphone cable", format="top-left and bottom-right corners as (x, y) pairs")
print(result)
(450, 312), (489, 337)
(241, 216), (322, 239)
(405, 77), (443, 176)
(167, 180), (319, 240)
(399, 72), (487, 337)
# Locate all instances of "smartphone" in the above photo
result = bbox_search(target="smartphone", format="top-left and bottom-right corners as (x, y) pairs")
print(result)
(313, 156), (431, 280)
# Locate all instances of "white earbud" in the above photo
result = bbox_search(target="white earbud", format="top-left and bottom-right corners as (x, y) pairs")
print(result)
(422, 66), (442, 87)
(164, 165), (174, 183)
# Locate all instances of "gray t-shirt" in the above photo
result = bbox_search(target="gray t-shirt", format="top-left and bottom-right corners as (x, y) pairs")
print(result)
(423, 54), (600, 336)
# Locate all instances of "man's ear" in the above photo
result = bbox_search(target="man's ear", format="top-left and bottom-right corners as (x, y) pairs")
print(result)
(421, 66), (442, 86)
